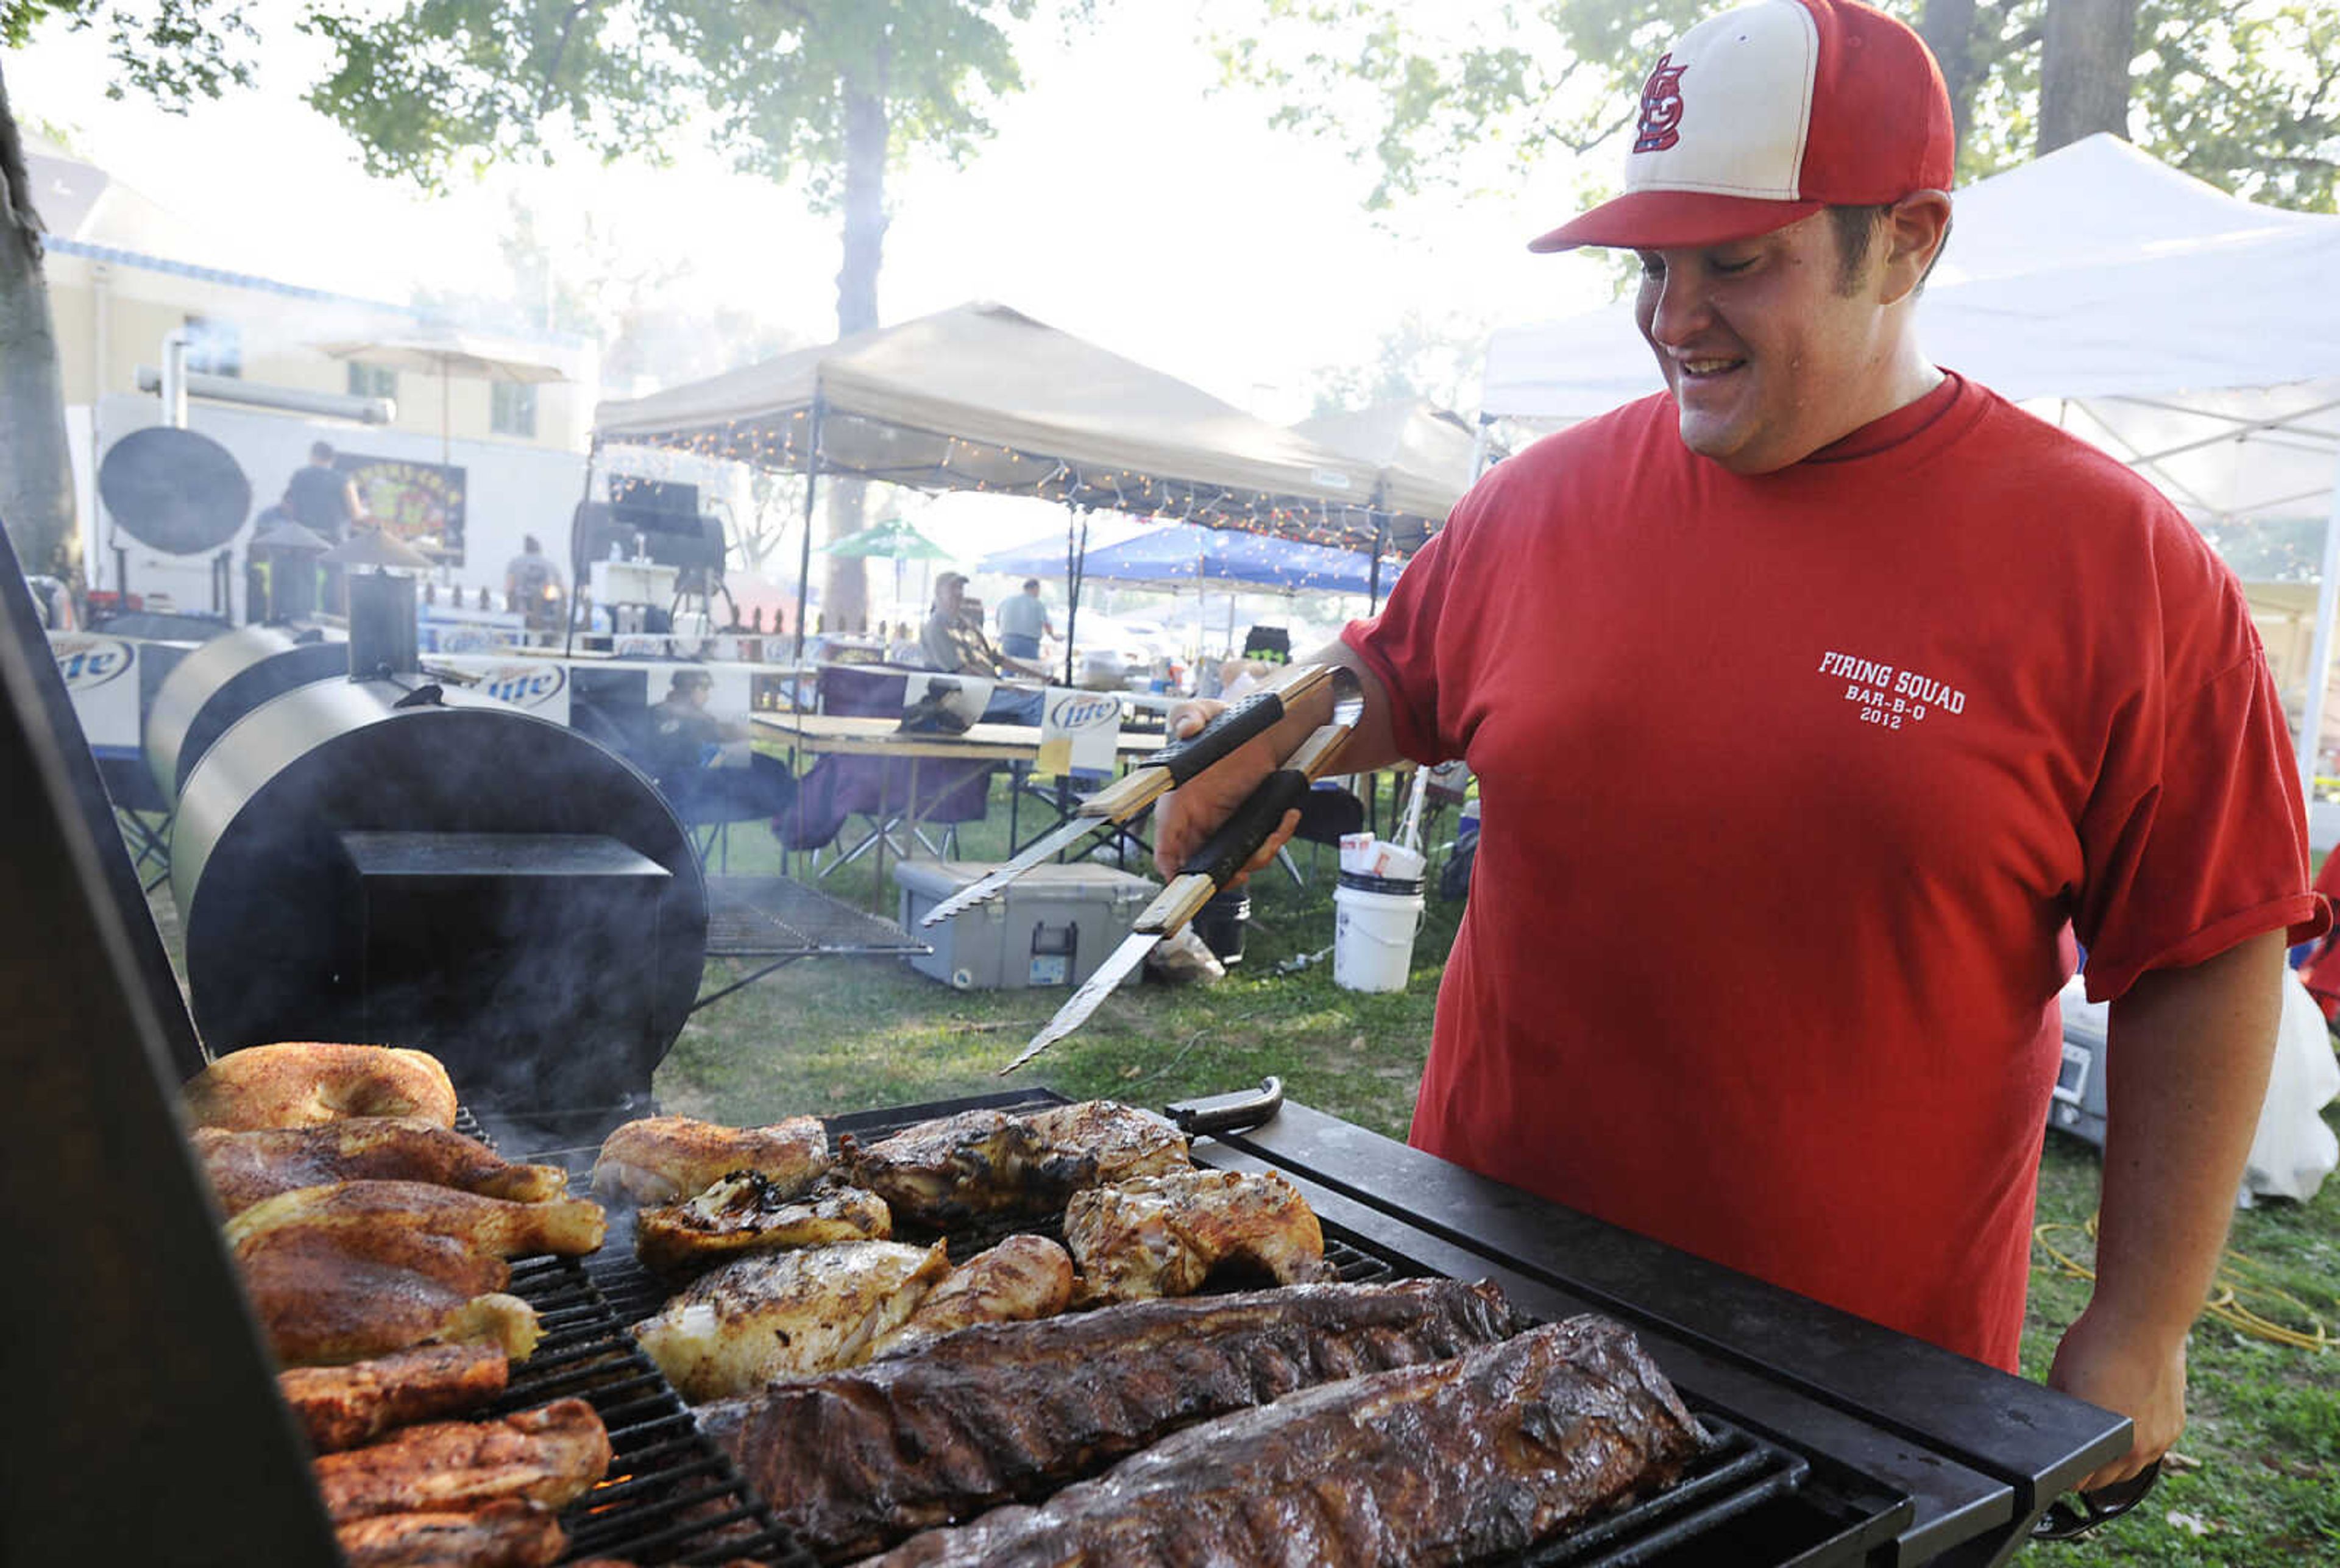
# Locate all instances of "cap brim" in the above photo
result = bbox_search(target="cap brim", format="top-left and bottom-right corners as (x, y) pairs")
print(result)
(1529, 190), (1824, 253)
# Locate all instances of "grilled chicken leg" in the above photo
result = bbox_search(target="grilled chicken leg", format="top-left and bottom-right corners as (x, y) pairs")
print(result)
(225, 1180), (606, 1260)
(867, 1234), (1074, 1359)
(235, 1228), (538, 1366)
(335, 1498), (567, 1568)
(194, 1119), (567, 1216)
(312, 1398), (612, 1523)
(278, 1344), (512, 1453)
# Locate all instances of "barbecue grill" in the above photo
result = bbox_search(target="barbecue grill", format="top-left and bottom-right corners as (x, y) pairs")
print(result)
(0, 528), (2126, 1568)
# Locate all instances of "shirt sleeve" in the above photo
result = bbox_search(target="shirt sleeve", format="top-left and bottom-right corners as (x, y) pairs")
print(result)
(1341, 483), (1483, 767)
(2074, 571), (2329, 1002)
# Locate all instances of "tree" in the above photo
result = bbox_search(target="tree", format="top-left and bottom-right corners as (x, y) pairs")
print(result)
(300, 0), (1093, 630)
(1215, 0), (2339, 219)
(0, 0), (264, 581)
(0, 60), (76, 580)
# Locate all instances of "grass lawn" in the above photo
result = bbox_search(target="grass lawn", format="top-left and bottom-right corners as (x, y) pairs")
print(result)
(661, 776), (2340, 1564)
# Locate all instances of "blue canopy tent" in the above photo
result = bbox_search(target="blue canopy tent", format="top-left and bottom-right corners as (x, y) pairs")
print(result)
(980, 522), (1403, 669)
(982, 523), (1399, 595)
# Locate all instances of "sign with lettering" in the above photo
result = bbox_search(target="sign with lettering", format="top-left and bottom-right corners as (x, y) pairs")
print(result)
(1037, 686), (1121, 778)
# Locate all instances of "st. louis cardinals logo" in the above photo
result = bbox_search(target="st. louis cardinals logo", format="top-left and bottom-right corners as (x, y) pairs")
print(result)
(1635, 52), (1689, 152)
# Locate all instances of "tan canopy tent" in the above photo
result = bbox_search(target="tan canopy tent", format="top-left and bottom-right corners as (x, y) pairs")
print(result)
(592, 302), (1447, 665)
(1292, 401), (1488, 608)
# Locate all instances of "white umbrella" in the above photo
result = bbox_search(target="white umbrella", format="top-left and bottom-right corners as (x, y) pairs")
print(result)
(318, 330), (569, 470)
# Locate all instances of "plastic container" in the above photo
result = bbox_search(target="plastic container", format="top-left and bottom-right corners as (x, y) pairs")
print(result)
(1333, 870), (1426, 993)
(894, 859), (1155, 990)
(1192, 887), (1251, 967)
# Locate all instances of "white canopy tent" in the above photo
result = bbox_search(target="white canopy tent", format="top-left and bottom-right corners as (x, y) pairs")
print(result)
(1480, 135), (2340, 792)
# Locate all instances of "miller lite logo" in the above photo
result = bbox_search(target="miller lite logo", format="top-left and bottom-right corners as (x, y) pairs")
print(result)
(1634, 52), (1689, 152)
(52, 635), (132, 691)
(1047, 692), (1120, 731)
(481, 662), (566, 709)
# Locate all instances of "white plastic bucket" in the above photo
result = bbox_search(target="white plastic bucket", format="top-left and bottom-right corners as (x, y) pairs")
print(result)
(1334, 871), (1426, 993)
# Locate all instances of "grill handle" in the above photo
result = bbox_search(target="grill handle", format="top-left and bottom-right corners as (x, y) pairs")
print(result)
(1169, 1075), (1285, 1139)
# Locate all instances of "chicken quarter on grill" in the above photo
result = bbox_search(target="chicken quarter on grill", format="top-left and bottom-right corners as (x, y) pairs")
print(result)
(835, 1099), (1188, 1229)
(633, 1238), (951, 1400)
(183, 1041), (458, 1131)
(634, 1175), (893, 1275)
(592, 1113), (831, 1206)
(866, 1233), (1075, 1360)
(1064, 1166), (1326, 1304)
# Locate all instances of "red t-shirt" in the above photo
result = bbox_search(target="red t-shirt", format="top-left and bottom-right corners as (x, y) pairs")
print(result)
(1346, 375), (2325, 1369)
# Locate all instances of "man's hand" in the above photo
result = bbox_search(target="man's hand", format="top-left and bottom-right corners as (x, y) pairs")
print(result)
(2047, 1304), (2186, 1490)
(1151, 698), (1300, 887)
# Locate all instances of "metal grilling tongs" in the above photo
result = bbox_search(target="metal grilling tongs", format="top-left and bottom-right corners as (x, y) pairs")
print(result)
(1001, 672), (1365, 1074)
(920, 662), (1342, 928)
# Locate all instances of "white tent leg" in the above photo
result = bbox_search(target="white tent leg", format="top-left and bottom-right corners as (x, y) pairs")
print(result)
(2299, 453), (2340, 809)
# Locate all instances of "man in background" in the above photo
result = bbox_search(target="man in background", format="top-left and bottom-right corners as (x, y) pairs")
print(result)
(504, 534), (566, 631)
(283, 441), (366, 613)
(996, 577), (1055, 661)
(920, 571), (1043, 722)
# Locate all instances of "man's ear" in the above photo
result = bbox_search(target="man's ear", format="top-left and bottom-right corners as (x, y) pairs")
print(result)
(1879, 191), (1952, 306)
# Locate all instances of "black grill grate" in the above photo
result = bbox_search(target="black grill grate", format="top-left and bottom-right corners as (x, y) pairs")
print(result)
(486, 1096), (1820, 1567)
(456, 1113), (815, 1567)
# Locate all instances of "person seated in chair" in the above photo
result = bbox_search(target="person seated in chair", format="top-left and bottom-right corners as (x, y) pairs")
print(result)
(920, 572), (1043, 723)
(647, 670), (797, 832)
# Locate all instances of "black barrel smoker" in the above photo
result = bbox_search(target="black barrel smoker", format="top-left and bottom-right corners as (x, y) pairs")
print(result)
(153, 564), (706, 1139)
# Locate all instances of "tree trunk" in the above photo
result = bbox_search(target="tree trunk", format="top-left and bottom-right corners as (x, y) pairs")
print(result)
(1918, 0), (1982, 157)
(822, 59), (892, 636)
(0, 60), (82, 587)
(2037, 0), (2135, 154)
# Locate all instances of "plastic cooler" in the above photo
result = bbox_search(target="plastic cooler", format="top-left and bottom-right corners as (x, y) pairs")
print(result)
(894, 859), (1157, 990)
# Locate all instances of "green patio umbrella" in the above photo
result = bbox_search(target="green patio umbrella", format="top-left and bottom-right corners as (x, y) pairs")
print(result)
(818, 516), (953, 628)
(816, 515), (952, 560)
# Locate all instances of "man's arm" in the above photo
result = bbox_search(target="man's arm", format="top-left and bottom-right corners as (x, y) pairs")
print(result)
(2050, 930), (2286, 1488)
(1152, 639), (1406, 882)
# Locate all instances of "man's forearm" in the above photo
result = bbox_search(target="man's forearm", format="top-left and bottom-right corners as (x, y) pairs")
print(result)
(2093, 932), (2285, 1341)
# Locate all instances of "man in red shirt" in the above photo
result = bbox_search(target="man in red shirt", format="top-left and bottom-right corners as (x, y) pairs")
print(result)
(1155, 0), (2322, 1499)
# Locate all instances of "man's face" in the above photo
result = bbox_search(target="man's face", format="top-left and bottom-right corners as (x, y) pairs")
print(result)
(1633, 211), (1898, 475)
(938, 580), (964, 614)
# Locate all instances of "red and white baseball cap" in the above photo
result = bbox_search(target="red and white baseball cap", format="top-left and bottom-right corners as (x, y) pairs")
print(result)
(1530, 0), (1955, 252)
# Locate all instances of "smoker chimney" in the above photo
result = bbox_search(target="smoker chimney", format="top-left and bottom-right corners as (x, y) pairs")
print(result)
(347, 570), (419, 680)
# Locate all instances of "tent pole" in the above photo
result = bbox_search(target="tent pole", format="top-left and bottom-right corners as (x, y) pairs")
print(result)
(2298, 455), (2340, 806)
(1368, 516), (1389, 615)
(564, 439), (599, 659)
(793, 397), (825, 665)
(1063, 505), (1088, 689)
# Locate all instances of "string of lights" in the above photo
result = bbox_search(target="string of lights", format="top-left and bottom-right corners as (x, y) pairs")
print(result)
(597, 405), (1434, 554)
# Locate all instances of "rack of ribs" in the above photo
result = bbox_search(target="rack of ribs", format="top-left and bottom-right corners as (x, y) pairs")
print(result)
(865, 1315), (1703, 1567)
(693, 1277), (1522, 1561)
